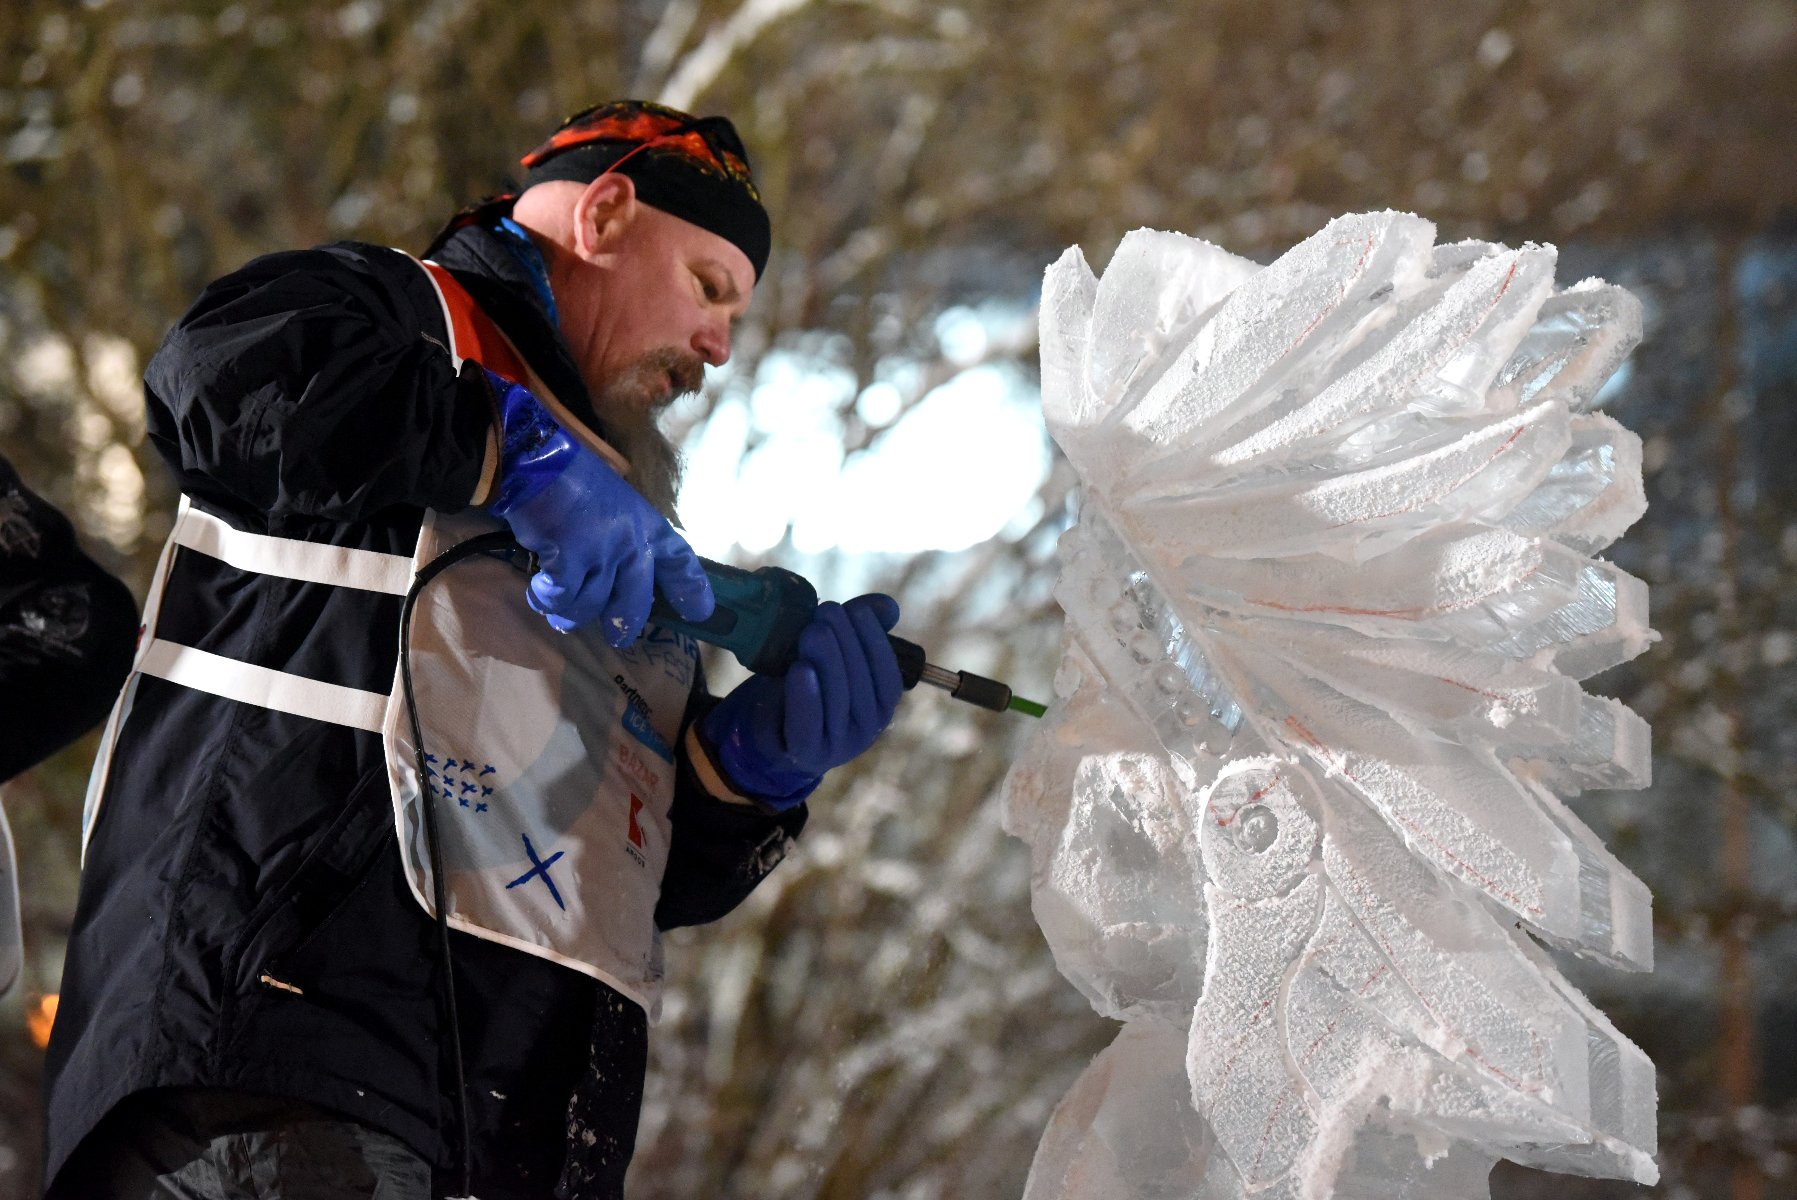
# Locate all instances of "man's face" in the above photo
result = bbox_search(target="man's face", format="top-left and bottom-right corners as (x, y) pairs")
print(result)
(572, 202), (754, 410)
(565, 201), (754, 516)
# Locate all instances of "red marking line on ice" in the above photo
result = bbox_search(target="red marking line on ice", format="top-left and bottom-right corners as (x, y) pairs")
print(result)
(1277, 719), (1550, 1099)
(1331, 860), (1546, 1096)
(1326, 422), (1529, 529)
(1466, 1048), (1546, 1095)
(1252, 1086), (1301, 1177)
(1285, 233), (1376, 353)
(1213, 775), (1283, 826)
(1247, 955), (1394, 1175)
(1436, 676), (1511, 702)
(1386, 257), (1520, 400)
(1240, 931), (1416, 1176)
(1281, 715), (1543, 917)
(1256, 599), (1437, 619)
(1247, 557), (1546, 621)
(1210, 994), (1278, 1095)
(1387, 257), (1522, 395)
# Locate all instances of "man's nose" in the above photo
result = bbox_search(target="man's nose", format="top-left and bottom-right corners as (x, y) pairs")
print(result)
(693, 321), (731, 367)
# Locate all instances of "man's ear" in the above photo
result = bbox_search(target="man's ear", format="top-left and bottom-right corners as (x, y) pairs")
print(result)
(571, 173), (637, 262)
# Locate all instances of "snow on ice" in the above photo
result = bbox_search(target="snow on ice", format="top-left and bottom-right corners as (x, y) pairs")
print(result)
(1002, 211), (1657, 1200)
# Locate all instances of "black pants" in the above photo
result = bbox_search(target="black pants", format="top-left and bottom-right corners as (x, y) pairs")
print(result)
(555, 986), (648, 1200)
(51, 993), (648, 1199)
(47, 1088), (432, 1200)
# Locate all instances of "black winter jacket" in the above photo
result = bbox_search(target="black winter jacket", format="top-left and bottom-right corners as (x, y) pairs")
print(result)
(0, 454), (137, 782)
(42, 225), (802, 1196)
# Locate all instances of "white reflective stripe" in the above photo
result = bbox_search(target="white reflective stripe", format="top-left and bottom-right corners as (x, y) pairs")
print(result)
(174, 504), (415, 596)
(82, 496), (189, 861)
(139, 639), (389, 733)
(0, 798), (22, 997)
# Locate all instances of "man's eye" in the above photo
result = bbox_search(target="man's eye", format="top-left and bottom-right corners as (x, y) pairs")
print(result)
(698, 276), (720, 302)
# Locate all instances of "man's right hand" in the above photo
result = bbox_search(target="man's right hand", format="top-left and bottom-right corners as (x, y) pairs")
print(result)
(484, 370), (714, 645)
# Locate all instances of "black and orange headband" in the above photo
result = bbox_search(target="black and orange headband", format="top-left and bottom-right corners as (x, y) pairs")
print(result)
(521, 100), (770, 280)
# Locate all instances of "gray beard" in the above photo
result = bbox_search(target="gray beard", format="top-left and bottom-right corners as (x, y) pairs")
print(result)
(589, 341), (700, 520)
(591, 389), (685, 523)
(590, 347), (705, 523)
(605, 409), (684, 523)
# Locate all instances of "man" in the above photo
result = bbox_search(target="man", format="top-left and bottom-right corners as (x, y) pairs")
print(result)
(44, 100), (903, 1199)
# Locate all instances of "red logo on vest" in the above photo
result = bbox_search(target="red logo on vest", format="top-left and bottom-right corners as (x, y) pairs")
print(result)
(627, 794), (646, 849)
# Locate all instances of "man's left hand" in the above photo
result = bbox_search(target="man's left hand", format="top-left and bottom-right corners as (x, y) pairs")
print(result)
(700, 594), (904, 809)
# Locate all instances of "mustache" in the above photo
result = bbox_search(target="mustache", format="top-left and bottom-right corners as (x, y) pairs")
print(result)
(642, 347), (706, 402)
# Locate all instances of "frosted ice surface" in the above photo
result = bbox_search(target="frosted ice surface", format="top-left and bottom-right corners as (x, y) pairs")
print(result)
(1001, 672), (1210, 1022)
(1499, 415), (1647, 555)
(1002, 213), (1658, 1199)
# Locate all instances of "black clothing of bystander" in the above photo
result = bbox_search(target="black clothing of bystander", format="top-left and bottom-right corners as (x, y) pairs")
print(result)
(0, 454), (136, 782)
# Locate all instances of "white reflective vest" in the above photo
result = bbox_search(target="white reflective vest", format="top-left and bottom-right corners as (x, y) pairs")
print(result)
(83, 256), (699, 1018)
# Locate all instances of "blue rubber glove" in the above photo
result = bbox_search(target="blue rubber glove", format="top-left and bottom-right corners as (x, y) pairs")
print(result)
(701, 593), (904, 809)
(484, 370), (713, 645)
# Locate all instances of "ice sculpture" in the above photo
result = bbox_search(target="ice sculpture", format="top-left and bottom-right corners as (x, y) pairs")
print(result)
(1002, 213), (1657, 1200)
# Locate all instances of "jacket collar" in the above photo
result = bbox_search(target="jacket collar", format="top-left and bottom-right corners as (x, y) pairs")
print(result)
(428, 218), (607, 442)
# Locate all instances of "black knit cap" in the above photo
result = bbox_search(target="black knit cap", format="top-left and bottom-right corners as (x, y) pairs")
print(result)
(520, 100), (770, 280)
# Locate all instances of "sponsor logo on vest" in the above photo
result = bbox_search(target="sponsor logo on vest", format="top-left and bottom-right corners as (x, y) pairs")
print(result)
(625, 793), (648, 868)
(613, 674), (652, 717)
(621, 703), (673, 764)
(613, 742), (661, 794)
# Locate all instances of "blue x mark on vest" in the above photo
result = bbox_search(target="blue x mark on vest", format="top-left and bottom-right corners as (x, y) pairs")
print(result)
(505, 833), (566, 910)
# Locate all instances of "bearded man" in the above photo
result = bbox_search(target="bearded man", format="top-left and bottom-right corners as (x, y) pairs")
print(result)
(44, 100), (903, 1200)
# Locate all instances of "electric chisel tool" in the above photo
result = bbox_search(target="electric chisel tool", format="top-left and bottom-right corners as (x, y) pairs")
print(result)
(650, 558), (1046, 717)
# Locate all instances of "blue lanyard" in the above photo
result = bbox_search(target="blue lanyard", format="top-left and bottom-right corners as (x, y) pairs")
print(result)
(494, 216), (559, 328)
